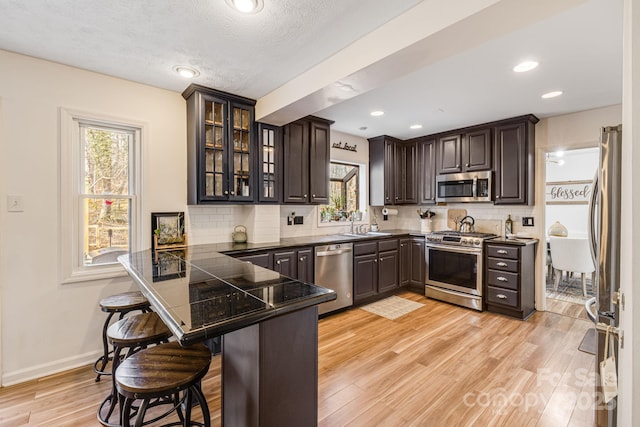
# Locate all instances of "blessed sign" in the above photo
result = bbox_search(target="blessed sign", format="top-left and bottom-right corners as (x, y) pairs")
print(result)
(332, 141), (358, 152)
(545, 180), (592, 205)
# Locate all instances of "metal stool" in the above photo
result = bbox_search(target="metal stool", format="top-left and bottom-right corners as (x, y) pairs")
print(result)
(98, 312), (172, 426)
(115, 342), (212, 427)
(94, 291), (152, 382)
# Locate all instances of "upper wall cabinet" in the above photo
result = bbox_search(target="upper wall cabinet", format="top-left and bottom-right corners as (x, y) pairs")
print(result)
(183, 84), (256, 204)
(417, 137), (436, 205)
(437, 128), (492, 174)
(494, 115), (539, 205)
(283, 116), (333, 204)
(369, 136), (418, 206)
(257, 123), (282, 203)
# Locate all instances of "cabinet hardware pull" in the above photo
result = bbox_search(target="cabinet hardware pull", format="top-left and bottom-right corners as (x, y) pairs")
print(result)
(496, 262), (508, 267)
(299, 257), (304, 261)
(304, 194), (308, 198)
(456, 164), (460, 168)
(497, 250), (508, 254)
(230, 191), (235, 195)
(276, 260), (281, 265)
(224, 190), (229, 195)
(497, 294), (508, 299)
(374, 259), (378, 263)
(497, 277), (508, 282)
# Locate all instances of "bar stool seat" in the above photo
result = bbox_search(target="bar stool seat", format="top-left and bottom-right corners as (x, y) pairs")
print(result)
(115, 342), (212, 427)
(94, 291), (152, 382)
(98, 312), (172, 426)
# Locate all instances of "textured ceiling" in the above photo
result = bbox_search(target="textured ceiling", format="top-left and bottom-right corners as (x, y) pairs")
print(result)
(0, 0), (420, 98)
(0, 0), (623, 139)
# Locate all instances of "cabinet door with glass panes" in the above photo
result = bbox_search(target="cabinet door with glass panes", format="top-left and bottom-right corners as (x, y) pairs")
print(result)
(257, 123), (282, 203)
(184, 85), (256, 204)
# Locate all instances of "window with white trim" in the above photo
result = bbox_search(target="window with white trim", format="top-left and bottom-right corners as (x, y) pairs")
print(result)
(60, 109), (143, 283)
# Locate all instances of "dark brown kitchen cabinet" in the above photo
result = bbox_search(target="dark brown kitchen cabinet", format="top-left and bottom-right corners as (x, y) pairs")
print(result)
(369, 136), (416, 206)
(484, 240), (537, 319)
(437, 134), (462, 174)
(257, 123), (282, 203)
(418, 137), (436, 204)
(273, 250), (296, 277)
(399, 239), (411, 287)
(410, 237), (425, 289)
(353, 239), (399, 303)
(183, 84), (256, 204)
(273, 247), (314, 281)
(464, 128), (492, 171)
(296, 247), (314, 283)
(394, 142), (418, 204)
(494, 115), (538, 205)
(400, 237), (426, 292)
(283, 116), (332, 204)
(437, 129), (491, 175)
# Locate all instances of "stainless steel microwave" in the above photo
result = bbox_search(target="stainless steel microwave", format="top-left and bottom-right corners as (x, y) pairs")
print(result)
(435, 171), (492, 203)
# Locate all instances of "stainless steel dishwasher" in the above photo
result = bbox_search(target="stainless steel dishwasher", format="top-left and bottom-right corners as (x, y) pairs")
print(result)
(314, 243), (353, 315)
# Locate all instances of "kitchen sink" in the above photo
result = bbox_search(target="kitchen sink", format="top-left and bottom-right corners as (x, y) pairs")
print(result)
(341, 231), (392, 237)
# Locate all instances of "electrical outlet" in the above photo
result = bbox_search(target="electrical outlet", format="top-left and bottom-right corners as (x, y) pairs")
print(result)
(522, 217), (534, 226)
(294, 216), (303, 225)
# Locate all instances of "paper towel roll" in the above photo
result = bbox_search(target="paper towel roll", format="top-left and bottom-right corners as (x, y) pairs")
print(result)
(381, 207), (398, 216)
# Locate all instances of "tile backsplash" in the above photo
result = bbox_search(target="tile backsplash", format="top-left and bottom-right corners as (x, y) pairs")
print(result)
(187, 203), (540, 245)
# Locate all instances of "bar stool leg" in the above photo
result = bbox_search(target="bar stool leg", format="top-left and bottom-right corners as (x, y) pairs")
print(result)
(94, 311), (116, 382)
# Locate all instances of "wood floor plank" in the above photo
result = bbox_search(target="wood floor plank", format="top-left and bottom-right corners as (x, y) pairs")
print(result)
(0, 291), (597, 426)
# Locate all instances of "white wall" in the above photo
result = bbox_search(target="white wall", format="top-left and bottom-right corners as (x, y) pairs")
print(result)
(544, 147), (599, 237)
(0, 50), (188, 385)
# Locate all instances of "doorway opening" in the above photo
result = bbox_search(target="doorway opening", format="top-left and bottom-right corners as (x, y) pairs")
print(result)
(544, 146), (598, 319)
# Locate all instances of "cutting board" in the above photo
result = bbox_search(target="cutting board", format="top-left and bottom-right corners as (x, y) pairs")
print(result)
(447, 209), (467, 230)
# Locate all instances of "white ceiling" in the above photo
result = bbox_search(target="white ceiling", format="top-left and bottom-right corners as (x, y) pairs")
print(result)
(0, 0), (622, 140)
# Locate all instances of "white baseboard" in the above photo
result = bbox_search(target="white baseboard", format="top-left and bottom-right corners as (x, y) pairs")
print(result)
(1, 349), (102, 387)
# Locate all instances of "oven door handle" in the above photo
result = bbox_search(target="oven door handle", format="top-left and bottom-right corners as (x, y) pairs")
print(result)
(426, 243), (481, 255)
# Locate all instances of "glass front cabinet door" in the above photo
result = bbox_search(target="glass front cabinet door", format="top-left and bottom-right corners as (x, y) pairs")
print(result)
(257, 123), (282, 203)
(183, 85), (256, 204)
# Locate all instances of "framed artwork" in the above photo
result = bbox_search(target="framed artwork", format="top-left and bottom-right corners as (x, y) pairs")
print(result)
(545, 180), (592, 205)
(151, 212), (186, 251)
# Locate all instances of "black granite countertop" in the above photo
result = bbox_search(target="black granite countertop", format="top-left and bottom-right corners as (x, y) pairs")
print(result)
(216, 229), (428, 255)
(118, 247), (336, 345)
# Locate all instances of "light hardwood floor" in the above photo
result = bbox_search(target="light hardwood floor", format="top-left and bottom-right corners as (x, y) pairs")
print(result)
(0, 291), (596, 426)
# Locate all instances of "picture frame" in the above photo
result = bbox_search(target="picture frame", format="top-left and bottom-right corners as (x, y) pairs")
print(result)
(151, 212), (187, 252)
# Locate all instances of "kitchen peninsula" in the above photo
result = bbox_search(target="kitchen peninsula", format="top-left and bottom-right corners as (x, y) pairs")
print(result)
(118, 245), (336, 426)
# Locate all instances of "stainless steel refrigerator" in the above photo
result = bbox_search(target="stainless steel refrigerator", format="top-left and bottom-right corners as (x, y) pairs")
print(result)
(587, 124), (622, 426)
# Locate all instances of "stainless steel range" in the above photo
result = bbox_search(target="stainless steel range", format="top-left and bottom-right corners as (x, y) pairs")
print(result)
(425, 230), (497, 311)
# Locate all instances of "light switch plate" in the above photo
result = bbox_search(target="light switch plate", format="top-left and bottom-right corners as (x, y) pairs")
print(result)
(7, 195), (24, 212)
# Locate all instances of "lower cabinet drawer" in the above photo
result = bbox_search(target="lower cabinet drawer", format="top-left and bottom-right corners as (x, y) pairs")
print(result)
(486, 286), (519, 308)
(487, 270), (518, 290)
(486, 257), (519, 273)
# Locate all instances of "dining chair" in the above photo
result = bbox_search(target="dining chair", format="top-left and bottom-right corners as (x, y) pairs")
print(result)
(549, 236), (596, 296)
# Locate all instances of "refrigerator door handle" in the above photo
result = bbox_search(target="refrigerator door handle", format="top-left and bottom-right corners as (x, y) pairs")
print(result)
(587, 171), (598, 267)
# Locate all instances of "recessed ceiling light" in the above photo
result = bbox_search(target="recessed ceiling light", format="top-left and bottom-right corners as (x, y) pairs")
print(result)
(410, 124), (423, 130)
(513, 61), (539, 73)
(226, 0), (264, 13)
(542, 90), (563, 99)
(174, 66), (200, 79)
(370, 111), (384, 117)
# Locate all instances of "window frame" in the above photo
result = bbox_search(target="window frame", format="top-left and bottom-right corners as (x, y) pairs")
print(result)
(59, 108), (144, 283)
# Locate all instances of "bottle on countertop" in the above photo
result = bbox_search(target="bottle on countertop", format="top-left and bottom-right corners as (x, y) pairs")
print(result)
(505, 214), (513, 236)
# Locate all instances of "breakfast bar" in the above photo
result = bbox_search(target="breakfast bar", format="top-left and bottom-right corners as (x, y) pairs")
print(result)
(118, 245), (336, 426)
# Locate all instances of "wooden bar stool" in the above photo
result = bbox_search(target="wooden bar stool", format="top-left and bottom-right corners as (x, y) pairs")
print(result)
(115, 342), (212, 427)
(98, 311), (172, 426)
(94, 291), (152, 382)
